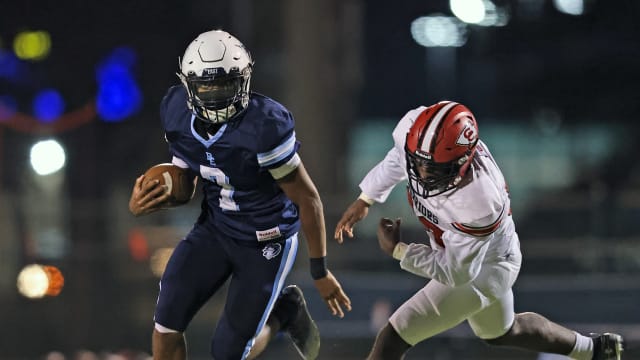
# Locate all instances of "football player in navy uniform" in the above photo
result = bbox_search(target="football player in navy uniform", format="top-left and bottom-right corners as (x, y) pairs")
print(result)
(129, 30), (351, 360)
(335, 102), (623, 360)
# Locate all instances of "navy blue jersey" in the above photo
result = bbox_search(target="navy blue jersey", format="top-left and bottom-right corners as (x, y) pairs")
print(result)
(160, 85), (301, 243)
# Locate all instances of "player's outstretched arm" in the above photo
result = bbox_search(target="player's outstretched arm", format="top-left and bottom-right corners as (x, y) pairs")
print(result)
(277, 162), (352, 318)
(334, 197), (372, 243)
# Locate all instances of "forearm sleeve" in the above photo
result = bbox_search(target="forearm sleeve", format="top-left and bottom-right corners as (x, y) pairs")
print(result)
(358, 146), (407, 203)
(397, 231), (491, 287)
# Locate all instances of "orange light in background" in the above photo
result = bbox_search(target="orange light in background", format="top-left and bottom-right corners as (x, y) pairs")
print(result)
(13, 30), (51, 61)
(128, 228), (150, 261)
(42, 265), (64, 296)
(16, 264), (64, 298)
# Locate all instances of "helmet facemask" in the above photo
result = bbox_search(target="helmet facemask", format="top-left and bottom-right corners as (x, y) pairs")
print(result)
(403, 101), (479, 198)
(406, 148), (469, 198)
(180, 67), (251, 124)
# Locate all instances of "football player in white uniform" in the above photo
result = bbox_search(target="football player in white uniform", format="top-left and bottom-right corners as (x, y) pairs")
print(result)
(335, 101), (623, 360)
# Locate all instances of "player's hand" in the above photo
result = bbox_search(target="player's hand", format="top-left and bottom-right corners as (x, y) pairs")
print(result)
(334, 199), (371, 243)
(313, 270), (351, 318)
(128, 175), (171, 216)
(377, 217), (401, 257)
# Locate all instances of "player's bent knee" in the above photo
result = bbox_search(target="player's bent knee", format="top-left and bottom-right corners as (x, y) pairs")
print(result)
(483, 315), (522, 347)
(155, 322), (180, 334)
(484, 332), (510, 346)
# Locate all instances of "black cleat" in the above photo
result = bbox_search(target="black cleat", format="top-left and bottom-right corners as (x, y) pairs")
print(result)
(280, 285), (320, 360)
(591, 333), (624, 360)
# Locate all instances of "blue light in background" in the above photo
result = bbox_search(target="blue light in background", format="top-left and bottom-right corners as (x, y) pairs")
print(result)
(33, 89), (65, 123)
(0, 50), (28, 84)
(0, 95), (18, 121)
(96, 47), (142, 122)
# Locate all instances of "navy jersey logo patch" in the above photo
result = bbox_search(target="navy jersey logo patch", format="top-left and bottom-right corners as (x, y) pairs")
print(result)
(206, 152), (216, 166)
(262, 243), (282, 260)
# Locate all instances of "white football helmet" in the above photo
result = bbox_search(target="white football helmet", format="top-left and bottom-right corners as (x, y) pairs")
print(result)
(178, 30), (253, 124)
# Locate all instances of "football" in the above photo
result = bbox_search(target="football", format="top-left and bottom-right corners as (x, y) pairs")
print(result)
(143, 163), (196, 205)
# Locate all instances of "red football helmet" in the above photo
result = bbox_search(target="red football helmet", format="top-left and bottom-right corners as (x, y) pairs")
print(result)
(405, 101), (479, 197)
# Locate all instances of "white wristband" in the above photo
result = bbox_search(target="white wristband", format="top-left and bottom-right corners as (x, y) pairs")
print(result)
(392, 242), (408, 260)
(358, 192), (375, 205)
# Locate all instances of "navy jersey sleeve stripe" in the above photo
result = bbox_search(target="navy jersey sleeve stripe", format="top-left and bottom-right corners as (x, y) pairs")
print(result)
(257, 131), (297, 168)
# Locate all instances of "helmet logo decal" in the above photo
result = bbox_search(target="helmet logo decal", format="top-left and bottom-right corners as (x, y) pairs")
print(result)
(456, 121), (477, 146)
(203, 68), (221, 75)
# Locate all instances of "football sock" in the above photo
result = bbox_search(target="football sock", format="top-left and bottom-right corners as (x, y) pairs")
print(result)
(568, 332), (593, 360)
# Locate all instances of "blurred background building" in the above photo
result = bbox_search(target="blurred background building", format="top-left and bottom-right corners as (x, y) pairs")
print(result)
(0, 0), (639, 359)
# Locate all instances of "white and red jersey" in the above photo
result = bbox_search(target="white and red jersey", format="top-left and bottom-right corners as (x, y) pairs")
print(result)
(359, 106), (519, 289)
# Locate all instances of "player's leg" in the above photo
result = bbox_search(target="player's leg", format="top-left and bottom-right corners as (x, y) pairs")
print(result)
(270, 284), (320, 359)
(369, 279), (486, 360)
(367, 323), (410, 360)
(481, 310), (576, 354)
(153, 222), (233, 360)
(152, 327), (186, 360)
(480, 309), (623, 360)
(245, 283), (319, 359)
(210, 235), (300, 360)
(468, 240), (578, 355)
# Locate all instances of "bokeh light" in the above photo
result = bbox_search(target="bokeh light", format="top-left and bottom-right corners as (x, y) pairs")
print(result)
(13, 30), (52, 61)
(96, 47), (142, 122)
(30, 139), (66, 175)
(554, 0), (585, 15)
(450, 0), (486, 24)
(411, 15), (467, 47)
(16, 264), (64, 299)
(33, 89), (65, 123)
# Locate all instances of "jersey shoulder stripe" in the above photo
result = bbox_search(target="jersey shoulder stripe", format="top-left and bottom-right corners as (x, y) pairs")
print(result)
(257, 131), (297, 167)
(451, 205), (505, 237)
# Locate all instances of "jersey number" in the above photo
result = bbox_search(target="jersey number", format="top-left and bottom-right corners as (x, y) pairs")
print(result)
(200, 165), (239, 211)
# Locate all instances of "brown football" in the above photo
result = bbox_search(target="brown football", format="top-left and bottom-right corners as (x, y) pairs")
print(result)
(143, 163), (196, 205)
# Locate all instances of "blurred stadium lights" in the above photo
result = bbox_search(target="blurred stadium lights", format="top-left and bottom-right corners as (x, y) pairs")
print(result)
(30, 139), (66, 176)
(32, 89), (65, 123)
(0, 43), (142, 130)
(16, 264), (64, 299)
(96, 46), (142, 122)
(450, 0), (510, 27)
(450, 0), (486, 23)
(13, 30), (52, 61)
(411, 15), (467, 48)
(477, 1), (509, 27)
(553, 0), (585, 16)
